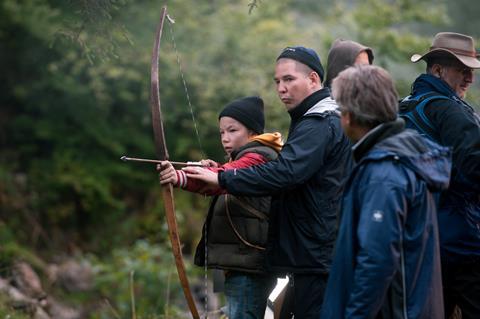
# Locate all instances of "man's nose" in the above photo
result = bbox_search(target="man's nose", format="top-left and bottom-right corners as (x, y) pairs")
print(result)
(464, 69), (474, 83)
(277, 82), (286, 93)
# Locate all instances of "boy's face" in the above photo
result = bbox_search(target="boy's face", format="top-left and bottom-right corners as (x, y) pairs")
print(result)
(219, 116), (254, 156)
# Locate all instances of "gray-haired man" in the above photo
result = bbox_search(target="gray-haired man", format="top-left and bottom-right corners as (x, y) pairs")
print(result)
(322, 65), (451, 318)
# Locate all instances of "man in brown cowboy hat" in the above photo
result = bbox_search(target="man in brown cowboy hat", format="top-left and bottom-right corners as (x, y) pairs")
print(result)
(399, 32), (480, 319)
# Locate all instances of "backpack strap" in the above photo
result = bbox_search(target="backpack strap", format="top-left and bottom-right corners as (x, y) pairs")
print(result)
(399, 92), (452, 142)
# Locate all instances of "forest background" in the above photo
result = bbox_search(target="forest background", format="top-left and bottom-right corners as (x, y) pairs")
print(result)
(1, 0), (479, 318)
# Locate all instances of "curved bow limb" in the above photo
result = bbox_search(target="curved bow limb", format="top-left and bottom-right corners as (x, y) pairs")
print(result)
(150, 6), (200, 319)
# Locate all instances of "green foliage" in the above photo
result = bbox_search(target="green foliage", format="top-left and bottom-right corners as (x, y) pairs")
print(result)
(0, 293), (30, 319)
(0, 241), (46, 273)
(1, 0), (479, 316)
(91, 239), (198, 318)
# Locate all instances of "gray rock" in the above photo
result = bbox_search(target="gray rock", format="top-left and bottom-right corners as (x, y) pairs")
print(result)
(55, 260), (93, 292)
(45, 297), (81, 319)
(11, 262), (46, 299)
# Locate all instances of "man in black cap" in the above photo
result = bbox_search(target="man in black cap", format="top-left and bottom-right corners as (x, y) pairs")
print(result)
(399, 32), (480, 318)
(184, 46), (353, 318)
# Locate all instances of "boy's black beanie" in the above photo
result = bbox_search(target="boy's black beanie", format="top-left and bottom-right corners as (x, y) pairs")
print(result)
(219, 96), (265, 134)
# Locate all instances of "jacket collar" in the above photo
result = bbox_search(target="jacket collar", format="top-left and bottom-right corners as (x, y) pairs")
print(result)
(288, 87), (331, 121)
(412, 74), (463, 101)
(352, 118), (405, 162)
(411, 73), (475, 113)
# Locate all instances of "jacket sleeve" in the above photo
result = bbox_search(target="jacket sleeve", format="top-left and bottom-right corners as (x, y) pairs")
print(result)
(219, 117), (333, 196)
(178, 152), (268, 196)
(345, 179), (408, 318)
(427, 101), (480, 191)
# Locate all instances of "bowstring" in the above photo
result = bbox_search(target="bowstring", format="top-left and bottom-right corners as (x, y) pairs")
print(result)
(166, 14), (210, 319)
(166, 14), (206, 160)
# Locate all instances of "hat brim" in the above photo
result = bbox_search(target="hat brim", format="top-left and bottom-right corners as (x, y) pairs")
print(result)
(411, 48), (480, 69)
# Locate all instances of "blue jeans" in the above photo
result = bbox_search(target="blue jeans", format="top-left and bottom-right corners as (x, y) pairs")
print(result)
(224, 271), (276, 319)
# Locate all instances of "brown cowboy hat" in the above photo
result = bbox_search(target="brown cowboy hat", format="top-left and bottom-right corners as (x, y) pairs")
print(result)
(411, 32), (480, 69)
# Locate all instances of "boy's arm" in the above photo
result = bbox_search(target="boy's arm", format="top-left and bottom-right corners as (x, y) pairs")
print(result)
(177, 152), (268, 195)
(218, 118), (333, 196)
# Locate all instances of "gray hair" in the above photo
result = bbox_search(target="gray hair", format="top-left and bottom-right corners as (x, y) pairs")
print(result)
(332, 65), (398, 128)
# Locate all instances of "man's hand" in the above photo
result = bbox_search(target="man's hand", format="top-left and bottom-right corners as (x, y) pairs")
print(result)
(157, 161), (178, 185)
(182, 166), (219, 187)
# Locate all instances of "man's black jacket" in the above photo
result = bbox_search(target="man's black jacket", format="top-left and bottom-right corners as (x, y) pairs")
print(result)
(219, 88), (353, 274)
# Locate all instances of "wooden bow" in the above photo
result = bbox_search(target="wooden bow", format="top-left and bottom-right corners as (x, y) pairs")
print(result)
(150, 6), (200, 318)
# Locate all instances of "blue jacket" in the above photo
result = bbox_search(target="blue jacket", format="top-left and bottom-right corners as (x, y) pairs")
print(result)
(408, 74), (480, 258)
(219, 88), (353, 274)
(321, 119), (451, 319)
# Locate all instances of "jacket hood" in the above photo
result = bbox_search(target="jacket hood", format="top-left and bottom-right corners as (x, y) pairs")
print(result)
(250, 132), (284, 152)
(324, 39), (374, 87)
(369, 130), (451, 191)
(355, 119), (451, 191)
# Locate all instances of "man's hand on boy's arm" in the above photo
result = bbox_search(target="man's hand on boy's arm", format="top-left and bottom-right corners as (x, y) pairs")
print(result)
(157, 161), (178, 185)
(182, 166), (219, 187)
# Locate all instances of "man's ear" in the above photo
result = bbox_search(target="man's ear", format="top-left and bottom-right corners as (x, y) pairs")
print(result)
(309, 71), (322, 87)
(431, 64), (442, 78)
(343, 111), (352, 126)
